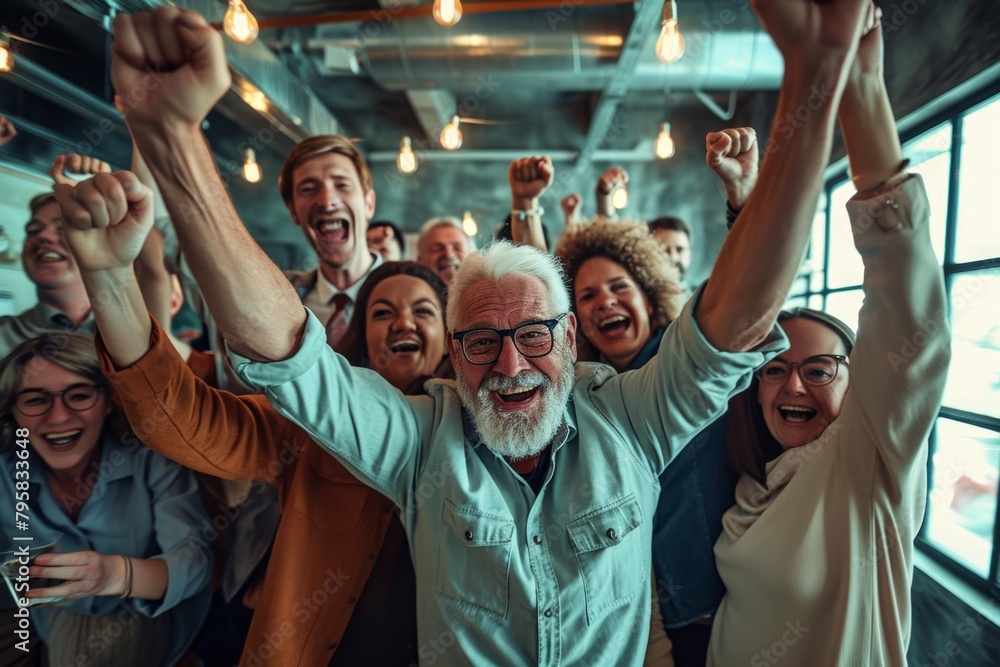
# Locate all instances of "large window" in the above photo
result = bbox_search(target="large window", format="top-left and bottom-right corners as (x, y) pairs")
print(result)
(793, 90), (1000, 594)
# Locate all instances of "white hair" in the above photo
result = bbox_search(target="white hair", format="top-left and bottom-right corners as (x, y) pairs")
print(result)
(418, 217), (477, 251)
(446, 241), (570, 330)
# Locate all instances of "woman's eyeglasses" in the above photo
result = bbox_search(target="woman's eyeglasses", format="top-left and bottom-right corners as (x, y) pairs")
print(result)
(757, 354), (849, 387)
(14, 384), (103, 417)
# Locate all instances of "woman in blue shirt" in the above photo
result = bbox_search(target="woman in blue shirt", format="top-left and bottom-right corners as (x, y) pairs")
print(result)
(0, 333), (211, 666)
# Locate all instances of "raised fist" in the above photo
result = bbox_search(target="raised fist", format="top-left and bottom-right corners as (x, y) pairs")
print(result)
(50, 154), (113, 187)
(595, 167), (628, 196)
(0, 117), (16, 148)
(561, 193), (582, 225)
(706, 127), (759, 210)
(509, 156), (555, 204)
(111, 7), (230, 130)
(751, 0), (869, 62)
(54, 171), (154, 272)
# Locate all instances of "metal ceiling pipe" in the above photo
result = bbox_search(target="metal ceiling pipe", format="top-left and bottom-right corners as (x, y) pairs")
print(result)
(328, 0), (782, 92)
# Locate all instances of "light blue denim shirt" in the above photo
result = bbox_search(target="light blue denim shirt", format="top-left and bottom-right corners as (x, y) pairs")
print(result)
(0, 431), (212, 666)
(232, 291), (786, 666)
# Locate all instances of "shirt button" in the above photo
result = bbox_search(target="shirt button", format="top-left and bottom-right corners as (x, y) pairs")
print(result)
(606, 528), (617, 540)
(464, 530), (473, 541)
(544, 608), (553, 617)
(533, 535), (542, 545)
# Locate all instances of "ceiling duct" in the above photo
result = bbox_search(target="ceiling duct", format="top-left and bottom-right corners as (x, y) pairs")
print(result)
(314, 1), (782, 92)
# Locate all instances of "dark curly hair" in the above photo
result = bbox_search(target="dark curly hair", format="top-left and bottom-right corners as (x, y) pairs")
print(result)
(555, 218), (685, 331)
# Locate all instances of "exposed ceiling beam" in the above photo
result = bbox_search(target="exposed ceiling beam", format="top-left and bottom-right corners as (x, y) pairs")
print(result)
(405, 90), (457, 143)
(566, 0), (664, 187)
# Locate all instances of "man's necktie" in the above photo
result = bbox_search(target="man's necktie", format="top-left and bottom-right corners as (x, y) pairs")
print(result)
(325, 293), (352, 347)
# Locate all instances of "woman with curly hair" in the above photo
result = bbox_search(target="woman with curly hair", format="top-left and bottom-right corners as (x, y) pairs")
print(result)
(555, 218), (734, 666)
(555, 219), (684, 371)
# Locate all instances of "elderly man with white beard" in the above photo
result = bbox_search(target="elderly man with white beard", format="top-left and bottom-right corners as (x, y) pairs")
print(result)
(101, 2), (874, 663)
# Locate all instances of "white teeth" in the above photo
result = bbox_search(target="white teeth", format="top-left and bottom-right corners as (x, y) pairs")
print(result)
(779, 405), (813, 412)
(317, 220), (347, 232)
(44, 430), (81, 445)
(499, 387), (537, 396)
(598, 315), (628, 331)
(39, 251), (64, 260)
(390, 341), (420, 353)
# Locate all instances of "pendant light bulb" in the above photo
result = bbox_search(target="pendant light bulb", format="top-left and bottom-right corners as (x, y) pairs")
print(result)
(224, 0), (259, 44)
(655, 2), (685, 64)
(242, 148), (262, 183)
(440, 115), (463, 151)
(397, 136), (418, 174)
(655, 122), (676, 159)
(0, 28), (13, 73)
(433, 0), (463, 27)
(612, 186), (629, 210)
(462, 210), (478, 236)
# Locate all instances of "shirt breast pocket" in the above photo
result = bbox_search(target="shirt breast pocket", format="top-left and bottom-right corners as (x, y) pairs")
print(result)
(567, 494), (646, 625)
(436, 500), (514, 618)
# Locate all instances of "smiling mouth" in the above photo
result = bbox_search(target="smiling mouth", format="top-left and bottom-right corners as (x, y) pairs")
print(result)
(778, 405), (817, 424)
(597, 315), (630, 337)
(37, 249), (67, 262)
(495, 387), (539, 404)
(42, 430), (82, 447)
(388, 340), (421, 354)
(314, 218), (350, 244)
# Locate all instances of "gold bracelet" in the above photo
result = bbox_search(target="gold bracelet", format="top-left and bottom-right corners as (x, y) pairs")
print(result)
(117, 556), (133, 599)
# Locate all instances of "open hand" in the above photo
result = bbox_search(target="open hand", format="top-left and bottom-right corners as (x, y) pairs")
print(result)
(111, 7), (230, 130)
(54, 171), (154, 272)
(705, 127), (758, 210)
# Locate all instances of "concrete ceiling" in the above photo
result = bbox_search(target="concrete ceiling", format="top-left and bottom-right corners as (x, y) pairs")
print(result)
(0, 0), (905, 277)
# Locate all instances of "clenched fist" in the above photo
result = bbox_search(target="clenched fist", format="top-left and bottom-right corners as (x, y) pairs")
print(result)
(54, 171), (154, 272)
(706, 127), (758, 210)
(111, 7), (230, 130)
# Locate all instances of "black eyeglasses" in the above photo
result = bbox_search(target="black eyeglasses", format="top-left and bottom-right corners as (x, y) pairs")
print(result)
(757, 354), (849, 387)
(14, 384), (103, 417)
(452, 313), (568, 365)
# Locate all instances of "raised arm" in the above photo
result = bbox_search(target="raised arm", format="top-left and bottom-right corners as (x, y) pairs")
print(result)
(695, 0), (870, 351)
(508, 155), (554, 252)
(838, 6), (949, 470)
(111, 7), (304, 361)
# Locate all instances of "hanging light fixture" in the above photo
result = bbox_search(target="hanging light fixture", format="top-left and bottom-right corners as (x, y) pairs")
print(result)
(242, 148), (262, 183)
(655, 1), (685, 64)
(440, 115), (463, 151)
(224, 0), (259, 44)
(655, 122), (676, 159)
(0, 28), (13, 73)
(397, 136), (418, 174)
(433, 0), (463, 27)
(462, 210), (478, 236)
(612, 186), (629, 210)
